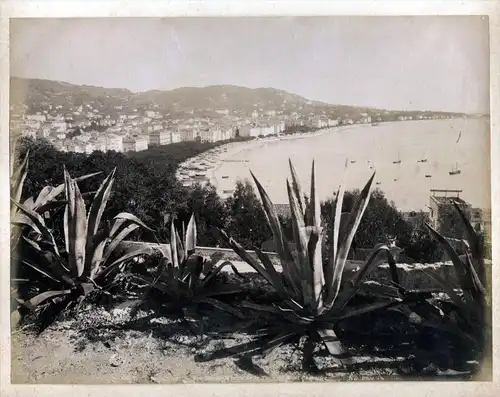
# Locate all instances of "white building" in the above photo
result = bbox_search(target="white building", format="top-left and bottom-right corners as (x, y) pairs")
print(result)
(25, 114), (46, 122)
(149, 130), (171, 146)
(105, 134), (124, 152)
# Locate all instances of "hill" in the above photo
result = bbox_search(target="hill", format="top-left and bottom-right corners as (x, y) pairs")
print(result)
(10, 77), (467, 119)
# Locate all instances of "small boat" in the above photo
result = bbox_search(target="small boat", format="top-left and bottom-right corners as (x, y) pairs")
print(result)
(221, 175), (229, 179)
(376, 182), (381, 185)
(425, 174), (432, 178)
(350, 160), (356, 164)
(393, 152), (401, 164)
(449, 162), (461, 176)
(223, 190), (234, 194)
(393, 178), (398, 182)
(417, 159), (428, 163)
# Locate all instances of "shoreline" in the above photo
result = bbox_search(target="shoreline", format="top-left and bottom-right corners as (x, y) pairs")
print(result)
(177, 124), (361, 192)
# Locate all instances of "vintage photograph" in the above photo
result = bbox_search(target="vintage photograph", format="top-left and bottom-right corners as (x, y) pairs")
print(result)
(8, 16), (492, 383)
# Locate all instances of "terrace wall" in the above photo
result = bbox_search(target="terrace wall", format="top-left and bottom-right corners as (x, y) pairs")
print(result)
(116, 241), (485, 291)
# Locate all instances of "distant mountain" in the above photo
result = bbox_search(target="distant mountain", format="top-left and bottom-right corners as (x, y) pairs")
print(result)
(10, 77), (467, 118)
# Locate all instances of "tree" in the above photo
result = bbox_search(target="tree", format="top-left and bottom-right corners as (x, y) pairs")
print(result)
(321, 188), (413, 251)
(225, 179), (272, 249)
(176, 183), (229, 246)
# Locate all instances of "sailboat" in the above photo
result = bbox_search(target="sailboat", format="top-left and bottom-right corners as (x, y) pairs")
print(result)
(393, 152), (401, 164)
(449, 162), (461, 176)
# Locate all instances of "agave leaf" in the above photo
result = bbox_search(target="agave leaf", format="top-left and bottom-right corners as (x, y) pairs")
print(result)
(187, 255), (204, 290)
(464, 250), (487, 298)
(101, 224), (139, 266)
(22, 235), (42, 251)
(23, 196), (35, 209)
(18, 289), (72, 311)
(424, 271), (470, 313)
(170, 219), (179, 269)
(333, 299), (401, 322)
(452, 201), (480, 258)
(89, 238), (109, 280)
(194, 297), (246, 319)
(309, 161), (321, 228)
(11, 150), (29, 205)
(34, 171), (102, 210)
(21, 259), (61, 284)
(240, 302), (283, 314)
(84, 169), (116, 274)
(185, 213), (197, 255)
(114, 212), (154, 233)
(253, 248), (289, 299)
(317, 327), (347, 359)
(250, 170), (300, 293)
(33, 186), (55, 209)
(12, 212), (42, 235)
(306, 225), (324, 310)
(328, 172), (375, 306)
(93, 247), (152, 283)
(36, 200), (68, 214)
(175, 228), (186, 269)
(63, 169), (88, 278)
(197, 332), (295, 362)
(425, 223), (476, 296)
(200, 260), (238, 288)
(10, 199), (59, 257)
(216, 228), (273, 286)
(288, 159), (306, 216)
(286, 179), (310, 301)
(351, 244), (396, 286)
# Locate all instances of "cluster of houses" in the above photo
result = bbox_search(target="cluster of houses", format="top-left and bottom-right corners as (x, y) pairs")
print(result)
(11, 99), (465, 155)
(12, 104), (344, 154)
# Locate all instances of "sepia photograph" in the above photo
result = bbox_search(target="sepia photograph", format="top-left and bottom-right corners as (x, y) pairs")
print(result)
(5, 13), (495, 386)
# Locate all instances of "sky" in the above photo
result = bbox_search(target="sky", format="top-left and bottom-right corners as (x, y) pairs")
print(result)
(10, 16), (490, 113)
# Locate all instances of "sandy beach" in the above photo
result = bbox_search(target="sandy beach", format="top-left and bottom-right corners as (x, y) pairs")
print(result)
(177, 125), (353, 196)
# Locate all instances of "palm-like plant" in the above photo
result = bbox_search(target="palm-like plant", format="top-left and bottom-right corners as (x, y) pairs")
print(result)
(206, 160), (402, 366)
(132, 214), (246, 318)
(11, 168), (154, 327)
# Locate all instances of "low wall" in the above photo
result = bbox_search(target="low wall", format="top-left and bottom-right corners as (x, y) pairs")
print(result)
(117, 241), (464, 290)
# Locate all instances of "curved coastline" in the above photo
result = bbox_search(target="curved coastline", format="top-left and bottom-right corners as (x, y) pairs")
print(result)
(176, 124), (361, 191)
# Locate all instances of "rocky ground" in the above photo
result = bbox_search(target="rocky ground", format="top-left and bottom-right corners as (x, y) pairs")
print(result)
(11, 295), (485, 384)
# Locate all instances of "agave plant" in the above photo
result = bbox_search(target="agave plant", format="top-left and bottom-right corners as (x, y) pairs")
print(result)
(132, 214), (246, 318)
(205, 160), (402, 366)
(10, 150), (101, 251)
(419, 200), (489, 349)
(10, 168), (154, 327)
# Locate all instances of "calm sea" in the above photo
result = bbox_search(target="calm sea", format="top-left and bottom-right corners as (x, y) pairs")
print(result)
(213, 119), (491, 212)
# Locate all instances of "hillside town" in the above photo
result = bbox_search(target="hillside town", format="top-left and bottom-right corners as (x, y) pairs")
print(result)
(9, 87), (470, 155)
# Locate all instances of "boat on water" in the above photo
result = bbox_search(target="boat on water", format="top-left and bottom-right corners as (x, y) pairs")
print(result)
(223, 190), (234, 194)
(393, 152), (401, 164)
(425, 174), (432, 178)
(350, 160), (356, 164)
(221, 175), (229, 179)
(449, 164), (462, 175)
(417, 159), (428, 163)
(376, 182), (381, 186)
